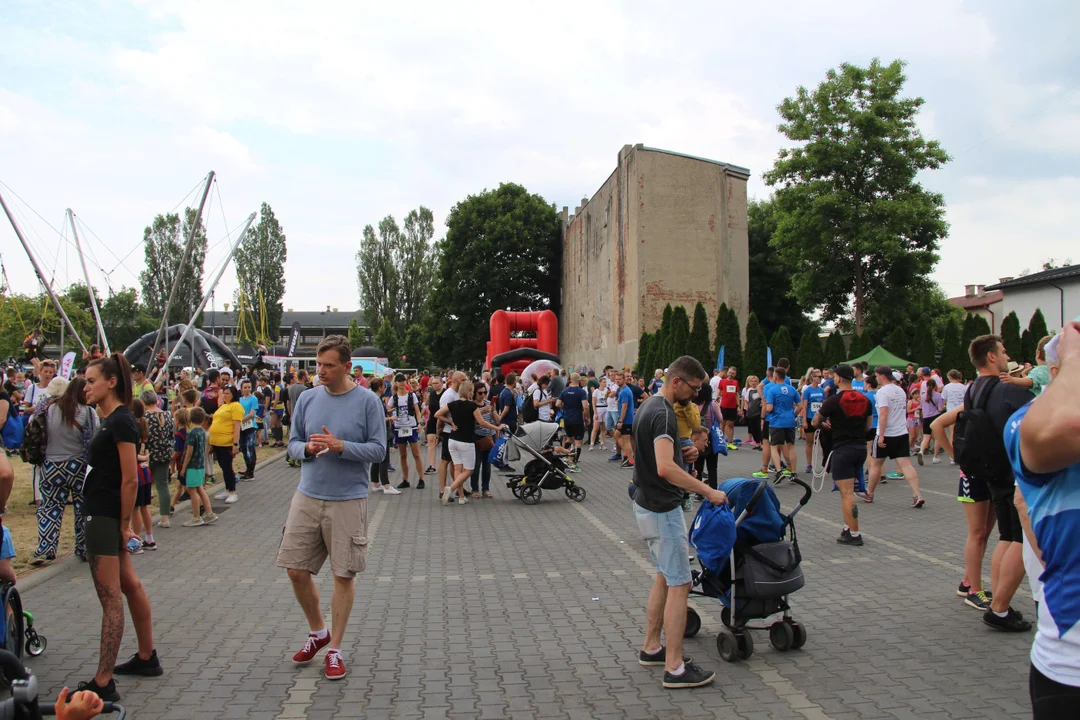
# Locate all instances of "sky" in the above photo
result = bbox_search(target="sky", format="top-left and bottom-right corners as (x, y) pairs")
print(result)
(1, 0), (1078, 318)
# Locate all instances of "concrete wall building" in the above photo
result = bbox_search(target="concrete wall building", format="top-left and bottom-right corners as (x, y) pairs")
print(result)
(985, 264), (1080, 332)
(201, 308), (366, 352)
(559, 144), (750, 372)
(948, 285), (1004, 333)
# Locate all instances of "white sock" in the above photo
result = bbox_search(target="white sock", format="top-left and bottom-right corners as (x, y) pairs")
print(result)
(644, 646), (662, 656)
(993, 610), (1008, 618)
(669, 662), (685, 676)
(327, 648), (340, 655)
(311, 628), (329, 640)
(849, 530), (860, 537)
(145, 533), (154, 543)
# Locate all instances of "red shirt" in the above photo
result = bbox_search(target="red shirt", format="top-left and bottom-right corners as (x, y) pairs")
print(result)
(718, 379), (740, 409)
(419, 375), (431, 392)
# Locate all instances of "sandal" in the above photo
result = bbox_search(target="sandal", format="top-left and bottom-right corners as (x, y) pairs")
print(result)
(471, 492), (482, 499)
(483, 492), (494, 499)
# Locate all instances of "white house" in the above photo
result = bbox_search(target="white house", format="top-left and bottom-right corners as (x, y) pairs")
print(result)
(948, 284), (1004, 333)
(984, 264), (1080, 332)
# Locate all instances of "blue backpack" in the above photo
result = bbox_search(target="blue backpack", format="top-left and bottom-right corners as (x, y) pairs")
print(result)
(1, 414), (24, 451)
(689, 501), (737, 575)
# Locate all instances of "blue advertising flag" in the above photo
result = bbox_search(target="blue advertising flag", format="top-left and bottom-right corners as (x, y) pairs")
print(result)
(767, 347), (773, 369)
(716, 346), (725, 371)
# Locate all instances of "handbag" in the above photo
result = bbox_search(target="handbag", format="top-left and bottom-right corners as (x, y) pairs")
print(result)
(475, 436), (495, 453)
(488, 434), (509, 465)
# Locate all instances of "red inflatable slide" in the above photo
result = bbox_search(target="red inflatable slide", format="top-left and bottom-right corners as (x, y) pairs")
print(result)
(486, 309), (559, 376)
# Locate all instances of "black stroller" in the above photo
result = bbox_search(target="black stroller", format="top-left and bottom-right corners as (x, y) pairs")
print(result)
(685, 476), (812, 662)
(504, 422), (586, 504)
(0, 648), (126, 718)
(0, 583), (46, 687)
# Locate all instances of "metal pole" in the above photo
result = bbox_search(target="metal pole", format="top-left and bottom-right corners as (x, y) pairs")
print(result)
(0, 190), (89, 354)
(172, 212), (257, 366)
(68, 209), (110, 354)
(150, 170), (215, 368)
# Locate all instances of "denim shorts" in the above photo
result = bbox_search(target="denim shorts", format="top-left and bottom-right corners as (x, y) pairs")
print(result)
(605, 411), (617, 431)
(633, 503), (691, 586)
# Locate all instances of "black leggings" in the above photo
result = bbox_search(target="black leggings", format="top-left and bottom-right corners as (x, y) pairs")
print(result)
(471, 453), (491, 493)
(1031, 663), (1080, 719)
(746, 417), (762, 444)
(212, 446), (237, 492)
(694, 452), (719, 490)
(370, 444), (390, 486)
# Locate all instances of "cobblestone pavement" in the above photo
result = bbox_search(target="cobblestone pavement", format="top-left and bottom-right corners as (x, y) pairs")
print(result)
(18, 432), (1034, 719)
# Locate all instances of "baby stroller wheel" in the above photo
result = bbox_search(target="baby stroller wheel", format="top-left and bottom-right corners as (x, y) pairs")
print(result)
(511, 483), (522, 498)
(565, 485), (586, 502)
(24, 632), (46, 657)
(520, 484), (542, 505)
(720, 607), (732, 628)
(716, 630), (739, 662)
(737, 631), (754, 660)
(684, 607), (701, 638)
(789, 621), (807, 649)
(769, 621), (794, 652)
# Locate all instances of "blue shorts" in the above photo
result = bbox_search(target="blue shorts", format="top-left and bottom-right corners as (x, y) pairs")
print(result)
(633, 503), (691, 586)
(394, 428), (419, 446)
(1, 526), (15, 560)
(605, 412), (617, 431)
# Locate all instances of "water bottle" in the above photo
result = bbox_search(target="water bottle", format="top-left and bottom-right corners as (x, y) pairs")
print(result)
(126, 536), (142, 553)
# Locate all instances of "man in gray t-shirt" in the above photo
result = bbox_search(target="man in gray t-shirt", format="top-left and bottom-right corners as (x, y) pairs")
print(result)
(631, 355), (726, 690)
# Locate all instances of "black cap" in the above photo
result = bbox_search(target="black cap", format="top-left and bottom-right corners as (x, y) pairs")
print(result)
(833, 364), (855, 381)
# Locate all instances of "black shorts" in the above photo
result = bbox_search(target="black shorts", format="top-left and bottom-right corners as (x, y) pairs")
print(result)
(135, 483), (152, 507)
(769, 427), (795, 445)
(564, 423), (585, 440)
(958, 472), (991, 503)
(828, 444), (867, 481)
(993, 495), (1023, 543)
(619, 423), (633, 435)
(441, 436), (452, 462)
(85, 516), (124, 557)
(922, 416), (938, 435)
(871, 434), (909, 460)
(865, 429), (877, 442)
(762, 420), (770, 436)
(425, 419), (438, 436)
(721, 407), (738, 422)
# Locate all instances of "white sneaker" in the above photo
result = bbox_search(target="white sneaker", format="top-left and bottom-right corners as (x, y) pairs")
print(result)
(382, 486), (401, 495)
(225, 493), (239, 504)
(932, 457), (941, 464)
(371, 485), (383, 493)
(215, 491), (229, 500)
(157, 517), (171, 528)
(442, 487), (452, 505)
(457, 497), (468, 505)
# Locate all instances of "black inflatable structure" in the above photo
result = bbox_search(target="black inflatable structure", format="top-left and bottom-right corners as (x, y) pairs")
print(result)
(124, 325), (243, 370)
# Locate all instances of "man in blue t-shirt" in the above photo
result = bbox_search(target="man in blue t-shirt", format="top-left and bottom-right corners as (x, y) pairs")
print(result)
(557, 372), (591, 463)
(801, 369), (825, 473)
(764, 366), (799, 484)
(615, 370), (637, 468)
(496, 372), (520, 432)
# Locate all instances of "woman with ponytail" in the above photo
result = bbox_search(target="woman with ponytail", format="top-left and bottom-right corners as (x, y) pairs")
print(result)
(80, 353), (162, 701)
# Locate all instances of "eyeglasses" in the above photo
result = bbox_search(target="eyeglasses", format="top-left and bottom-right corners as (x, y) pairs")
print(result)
(675, 376), (703, 392)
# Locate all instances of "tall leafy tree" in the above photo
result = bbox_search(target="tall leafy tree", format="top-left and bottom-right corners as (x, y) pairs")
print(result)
(795, 330), (823, 376)
(972, 315), (992, 337)
(401, 324), (429, 369)
(669, 306), (691, 361)
(743, 313), (768, 378)
(909, 319), (936, 367)
(769, 326), (795, 368)
(139, 208), (208, 325)
(689, 302), (712, 372)
(347, 319), (364, 349)
(763, 59), (949, 333)
(234, 202), (287, 341)
(1028, 308), (1050, 343)
(426, 183), (560, 368)
(373, 317), (400, 364)
(939, 316), (967, 377)
(656, 304), (675, 367)
(885, 327), (908, 360)
(356, 216), (403, 329)
(635, 333), (652, 377)
(1020, 329), (1034, 366)
(714, 303), (743, 374)
(747, 199), (807, 336)
(960, 313), (979, 360)
(1000, 311), (1022, 361)
(398, 207), (438, 329)
(848, 330), (871, 358)
(823, 331), (847, 368)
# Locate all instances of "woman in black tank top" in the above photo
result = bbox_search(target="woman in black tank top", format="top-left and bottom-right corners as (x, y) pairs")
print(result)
(424, 378), (445, 474)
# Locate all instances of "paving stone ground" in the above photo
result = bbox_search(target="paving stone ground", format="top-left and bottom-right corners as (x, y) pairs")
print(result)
(18, 431), (1034, 719)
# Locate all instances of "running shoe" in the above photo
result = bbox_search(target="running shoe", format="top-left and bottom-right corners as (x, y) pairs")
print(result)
(837, 528), (864, 546)
(215, 490), (229, 500)
(382, 486), (402, 495)
(982, 608), (1032, 632)
(424, 466), (436, 474)
(805, 464), (813, 473)
(767, 464), (777, 473)
(916, 451), (924, 466)
(143, 540), (157, 551)
(75, 679), (120, 702)
(682, 496), (694, 513)
(416, 480), (425, 489)
(639, 647), (692, 667)
(964, 591), (991, 611)
(608, 453), (623, 462)
(932, 456), (941, 464)
(751, 471), (769, 479)
(886, 470), (904, 480)
(726, 443), (738, 451)
(662, 662), (715, 689)
(772, 472), (785, 486)
(396, 480), (410, 489)
(114, 649), (163, 677)
(225, 493), (239, 504)
(203, 513), (219, 525)
(182, 517), (205, 527)
(911, 495), (925, 508)
(566, 463), (581, 473)
(371, 485), (383, 493)
(782, 468), (793, 476)
(620, 458), (635, 469)
(387, 465), (396, 472)
(442, 487), (453, 505)
(957, 581), (971, 597)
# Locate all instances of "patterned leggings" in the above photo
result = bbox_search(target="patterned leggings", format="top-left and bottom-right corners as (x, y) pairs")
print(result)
(36, 458), (86, 559)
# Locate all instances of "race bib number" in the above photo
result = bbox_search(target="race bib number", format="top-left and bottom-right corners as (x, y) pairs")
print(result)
(240, 419), (254, 431)
(397, 426), (414, 438)
(810, 402), (822, 413)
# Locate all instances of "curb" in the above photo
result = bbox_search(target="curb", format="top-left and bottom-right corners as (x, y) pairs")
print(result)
(18, 449), (289, 593)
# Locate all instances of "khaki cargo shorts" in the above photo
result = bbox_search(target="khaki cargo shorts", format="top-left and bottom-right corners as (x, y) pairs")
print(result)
(275, 492), (369, 578)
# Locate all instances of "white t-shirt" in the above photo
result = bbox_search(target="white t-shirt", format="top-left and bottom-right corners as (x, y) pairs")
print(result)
(532, 388), (552, 422)
(391, 392), (419, 429)
(710, 375), (722, 394)
(440, 387), (459, 434)
(942, 382), (966, 412)
(592, 388), (607, 411)
(876, 383), (908, 437)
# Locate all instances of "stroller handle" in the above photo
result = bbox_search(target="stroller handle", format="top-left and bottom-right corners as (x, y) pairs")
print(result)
(789, 475), (813, 506)
(743, 479), (770, 514)
(39, 702), (125, 719)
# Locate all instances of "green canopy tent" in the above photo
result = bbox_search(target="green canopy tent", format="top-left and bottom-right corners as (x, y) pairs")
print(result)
(845, 345), (914, 370)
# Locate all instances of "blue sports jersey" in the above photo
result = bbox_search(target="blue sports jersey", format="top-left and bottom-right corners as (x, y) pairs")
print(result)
(864, 390), (878, 429)
(1008, 403), (1080, 686)
(851, 378), (865, 392)
(802, 386), (825, 421)
(617, 385), (636, 424)
(763, 382), (797, 428)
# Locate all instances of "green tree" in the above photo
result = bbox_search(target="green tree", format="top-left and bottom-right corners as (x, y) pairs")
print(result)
(743, 313), (768, 378)
(426, 184), (560, 368)
(0, 292), (45, 359)
(999, 312), (1021, 362)
(714, 303), (743, 374)
(400, 323), (429, 369)
(795, 331), (823, 376)
(769, 326), (795, 368)
(960, 314), (979, 360)
(763, 59), (949, 333)
(635, 332), (652, 377)
(884, 327), (908, 360)
(99, 286), (157, 353)
(747, 199), (808, 336)
(909, 319), (937, 366)
(848, 330), (872, 358)
(399, 207), (439, 329)
(669, 306), (691, 361)
(1028, 308), (1050, 344)
(347, 318), (364, 348)
(235, 202), (287, 342)
(139, 208), (208, 325)
(356, 215), (403, 329)
(656, 304), (675, 367)
(972, 315), (991, 337)
(939, 316), (967, 377)
(823, 331), (847, 368)
(373, 317), (400, 364)
(1020, 329), (1034, 366)
(688, 302), (712, 372)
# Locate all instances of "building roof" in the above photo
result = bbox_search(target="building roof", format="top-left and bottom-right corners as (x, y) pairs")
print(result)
(637, 144), (751, 179)
(948, 290), (1003, 310)
(201, 310), (366, 328)
(985, 264), (1080, 291)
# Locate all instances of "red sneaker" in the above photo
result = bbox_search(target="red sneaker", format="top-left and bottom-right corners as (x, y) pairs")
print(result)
(325, 651), (347, 680)
(291, 633), (330, 665)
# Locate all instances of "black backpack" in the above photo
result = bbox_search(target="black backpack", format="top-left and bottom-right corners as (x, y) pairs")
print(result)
(955, 378), (1009, 480)
(520, 391), (539, 423)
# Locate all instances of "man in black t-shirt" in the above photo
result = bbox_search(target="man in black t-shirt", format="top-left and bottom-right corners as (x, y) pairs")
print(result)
(556, 373), (591, 463)
(632, 356), (726, 690)
(814, 364), (872, 546)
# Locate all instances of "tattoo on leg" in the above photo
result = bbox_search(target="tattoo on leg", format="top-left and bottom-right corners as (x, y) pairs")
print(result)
(852, 504), (858, 519)
(90, 556), (125, 679)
